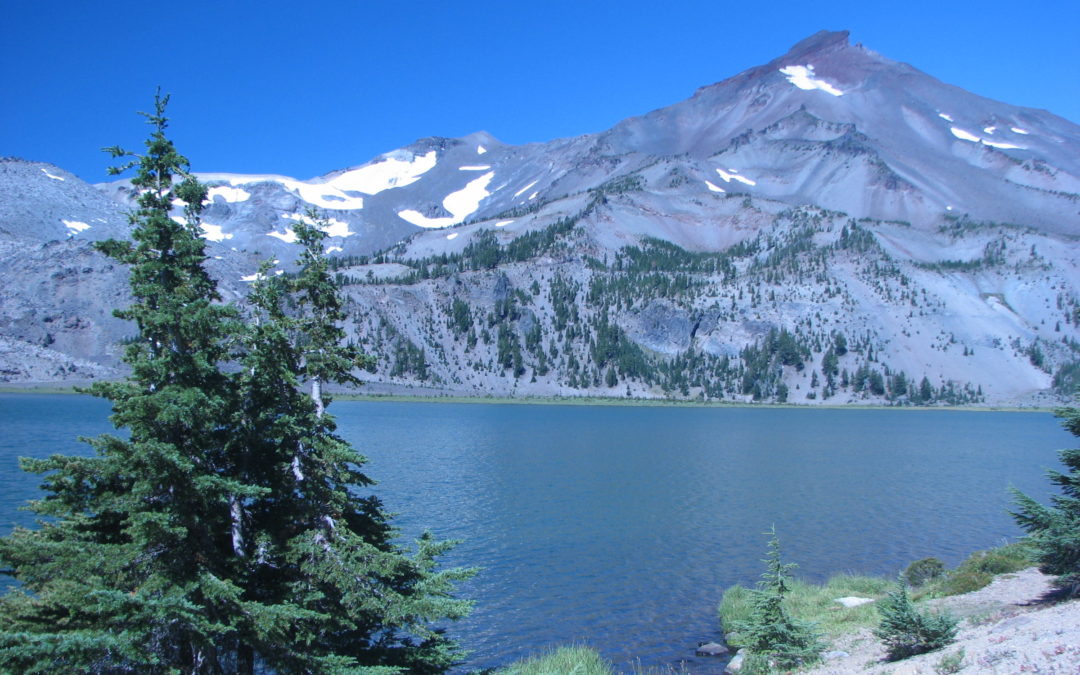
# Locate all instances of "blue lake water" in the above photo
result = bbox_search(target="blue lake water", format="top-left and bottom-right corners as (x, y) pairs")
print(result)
(0, 393), (1073, 672)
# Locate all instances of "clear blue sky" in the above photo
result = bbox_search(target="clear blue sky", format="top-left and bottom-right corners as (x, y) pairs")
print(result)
(3, 0), (1077, 182)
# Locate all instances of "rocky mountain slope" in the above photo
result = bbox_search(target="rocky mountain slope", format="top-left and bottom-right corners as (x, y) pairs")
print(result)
(2, 31), (1079, 404)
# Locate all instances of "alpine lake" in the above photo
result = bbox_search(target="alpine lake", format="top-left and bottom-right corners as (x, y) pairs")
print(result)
(0, 393), (1072, 672)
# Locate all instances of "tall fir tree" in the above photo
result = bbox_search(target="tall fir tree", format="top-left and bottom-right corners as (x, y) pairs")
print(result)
(0, 91), (245, 672)
(1012, 401), (1080, 597)
(0, 96), (471, 673)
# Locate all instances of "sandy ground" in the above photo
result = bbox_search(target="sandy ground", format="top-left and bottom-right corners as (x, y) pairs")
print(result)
(799, 567), (1080, 674)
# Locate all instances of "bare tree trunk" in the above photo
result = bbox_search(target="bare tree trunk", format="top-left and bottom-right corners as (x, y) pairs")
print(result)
(311, 375), (325, 418)
(229, 496), (244, 558)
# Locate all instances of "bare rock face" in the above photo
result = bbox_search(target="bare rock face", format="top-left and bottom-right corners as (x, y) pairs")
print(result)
(2, 31), (1080, 403)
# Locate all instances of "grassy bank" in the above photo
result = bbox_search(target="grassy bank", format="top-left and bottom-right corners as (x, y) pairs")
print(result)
(718, 541), (1035, 649)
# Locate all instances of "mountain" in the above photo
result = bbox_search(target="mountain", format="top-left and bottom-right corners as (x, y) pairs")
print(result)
(2, 31), (1079, 405)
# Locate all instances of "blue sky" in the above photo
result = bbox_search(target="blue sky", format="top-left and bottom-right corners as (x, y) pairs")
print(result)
(3, 1), (1077, 181)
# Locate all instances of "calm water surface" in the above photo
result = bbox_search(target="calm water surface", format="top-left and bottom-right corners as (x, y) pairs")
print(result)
(0, 394), (1072, 672)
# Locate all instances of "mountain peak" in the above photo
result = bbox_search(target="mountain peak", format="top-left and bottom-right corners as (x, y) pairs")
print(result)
(780, 30), (851, 61)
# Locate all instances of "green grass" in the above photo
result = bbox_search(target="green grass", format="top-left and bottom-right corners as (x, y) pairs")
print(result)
(916, 541), (1036, 598)
(719, 542), (1038, 650)
(499, 646), (614, 675)
(719, 573), (894, 645)
(497, 645), (692, 674)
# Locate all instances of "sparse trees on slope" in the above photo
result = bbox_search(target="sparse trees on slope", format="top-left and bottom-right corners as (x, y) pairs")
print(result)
(1012, 401), (1080, 597)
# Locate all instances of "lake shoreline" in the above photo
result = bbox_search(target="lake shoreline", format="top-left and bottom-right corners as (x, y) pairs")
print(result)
(0, 384), (1054, 413)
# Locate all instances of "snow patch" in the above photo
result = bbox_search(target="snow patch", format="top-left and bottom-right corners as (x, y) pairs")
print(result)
(983, 126), (996, 135)
(495, 220), (514, 227)
(62, 219), (90, 233)
(477, 145), (487, 154)
(397, 171), (496, 229)
(446, 232), (459, 240)
(199, 223), (232, 242)
(705, 180), (726, 193)
(325, 245), (343, 254)
(716, 168), (756, 187)
(205, 186), (250, 203)
(528, 191), (539, 200)
(267, 228), (298, 244)
(1011, 127), (1030, 135)
(42, 168), (65, 181)
(983, 139), (1025, 150)
(459, 165), (491, 171)
(950, 127), (981, 142)
(946, 205), (954, 211)
(938, 113), (954, 122)
(779, 64), (844, 96)
(951, 127), (1027, 150)
(514, 179), (539, 198)
(282, 212), (353, 238)
(241, 273), (261, 282)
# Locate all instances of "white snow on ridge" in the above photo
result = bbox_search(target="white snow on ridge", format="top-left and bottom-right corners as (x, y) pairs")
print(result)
(705, 180), (726, 193)
(983, 126), (996, 134)
(779, 64), (843, 96)
(495, 220), (514, 227)
(62, 219), (90, 233)
(715, 168), (756, 187)
(326, 246), (344, 254)
(205, 186), (250, 203)
(938, 113), (954, 122)
(446, 232), (459, 240)
(459, 165), (491, 171)
(528, 191), (539, 200)
(42, 168), (65, 181)
(477, 145), (487, 154)
(950, 127), (981, 142)
(200, 223), (232, 242)
(322, 150), (437, 196)
(398, 171), (496, 229)
(1011, 127), (1030, 135)
(514, 180), (539, 198)
(195, 150), (438, 212)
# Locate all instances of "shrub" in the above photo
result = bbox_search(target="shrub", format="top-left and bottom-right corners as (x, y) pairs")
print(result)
(904, 557), (945, 587)
(919, 542), (1035, 597)
(874, 581), (958, 661)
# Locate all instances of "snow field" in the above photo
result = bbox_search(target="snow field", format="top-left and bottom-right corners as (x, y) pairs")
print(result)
(62, 219), (90, 233)
(779, 64), (844, 96)
(397, 171), (496, 229)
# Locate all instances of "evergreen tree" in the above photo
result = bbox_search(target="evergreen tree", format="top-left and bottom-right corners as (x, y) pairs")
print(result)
(1012, 401), (1080, 597)
(732, 528), (823, 671)
(0, 91), (243, 673)
(0, 97), (471, 673)
(873, 580), (957, 660)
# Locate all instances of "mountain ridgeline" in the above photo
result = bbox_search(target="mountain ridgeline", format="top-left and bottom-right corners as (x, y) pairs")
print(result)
(2, 30), (1079, 405)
